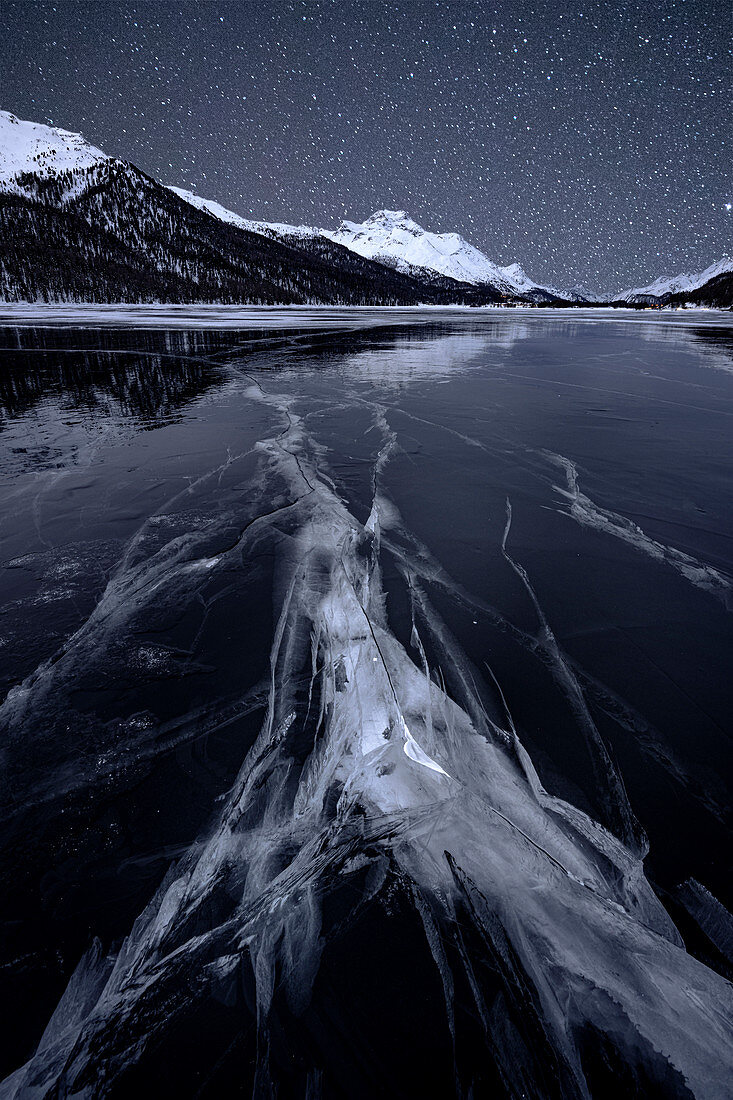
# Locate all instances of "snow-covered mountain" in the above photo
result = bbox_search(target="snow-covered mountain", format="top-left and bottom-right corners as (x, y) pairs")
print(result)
(0, 110), (111, 196)
(166, 185), (256, 232)
(617, 258), (733, 304)
(562, 283), (597, 304)
(323, 208), (558, 297)
(167, 194), (565, 301)
(1, 112), (512, 305)
(324, 208), (507, 284)
(3, 108), (729, 309)
(0, 108), (573, 304)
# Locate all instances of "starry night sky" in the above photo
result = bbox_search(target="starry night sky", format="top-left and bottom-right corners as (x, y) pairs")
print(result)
(1, 0), (730, 293)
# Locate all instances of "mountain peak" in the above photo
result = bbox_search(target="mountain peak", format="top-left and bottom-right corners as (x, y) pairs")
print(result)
(0, 109), (110, 190)
(365, 209), (414, 226)
(325, 209), (554, 293)
(500, 262), (527, 281)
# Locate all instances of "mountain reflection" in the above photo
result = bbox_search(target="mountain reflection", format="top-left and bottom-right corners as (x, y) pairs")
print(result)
(1, 315), (730, 430)
(650, 324), (733, 374)
(0, 346), (227, 427)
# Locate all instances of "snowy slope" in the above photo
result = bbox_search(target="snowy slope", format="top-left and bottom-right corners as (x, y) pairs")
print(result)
(167, 185), (256, 231)
(618, 257), (733, 302)
(496, 260), (566, 298)
(323, 209), (504, 284)
(167, 185), (321, 244)
(0, 110), (110, 192)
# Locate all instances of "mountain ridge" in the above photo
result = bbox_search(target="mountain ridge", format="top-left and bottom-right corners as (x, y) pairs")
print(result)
(0, 111), (516, 306)
(616, 258), (733, 305)
(0, 110), (544, 305)
(0, 109), (730, 308)
(166, 192), (566, 300)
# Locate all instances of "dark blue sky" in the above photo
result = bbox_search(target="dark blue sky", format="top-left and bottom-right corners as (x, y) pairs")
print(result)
(1, 0), (730, 292)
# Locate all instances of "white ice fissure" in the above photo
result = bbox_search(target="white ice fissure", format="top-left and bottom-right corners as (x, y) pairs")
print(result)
(547, 450), (732, 607)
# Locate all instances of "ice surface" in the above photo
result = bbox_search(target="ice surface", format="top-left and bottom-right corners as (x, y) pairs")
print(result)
(2, 338), (732, 1098)
(675, 879), (733, 968)
(2, 304), (731, 330)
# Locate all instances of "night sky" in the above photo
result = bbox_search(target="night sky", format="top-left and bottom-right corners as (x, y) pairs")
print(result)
(1, 0), (730, 293)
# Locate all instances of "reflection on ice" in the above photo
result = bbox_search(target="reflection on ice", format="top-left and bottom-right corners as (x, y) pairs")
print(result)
(333, 328), (531, 387)
(638, 321), (733, 375)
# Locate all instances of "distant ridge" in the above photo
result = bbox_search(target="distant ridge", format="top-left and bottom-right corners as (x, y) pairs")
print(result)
(614, 258), (733, 308)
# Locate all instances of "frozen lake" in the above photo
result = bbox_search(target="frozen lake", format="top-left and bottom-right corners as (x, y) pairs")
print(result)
(1, 309), (732, 1096)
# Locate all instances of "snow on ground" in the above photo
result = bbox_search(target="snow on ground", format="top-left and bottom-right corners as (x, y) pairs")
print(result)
(167, 185), (321, 242)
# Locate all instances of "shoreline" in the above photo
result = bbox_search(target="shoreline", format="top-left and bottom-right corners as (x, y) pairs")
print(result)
(0, 302), (730, 329)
